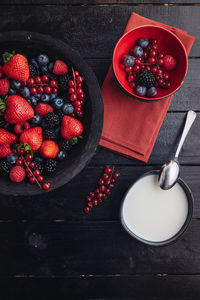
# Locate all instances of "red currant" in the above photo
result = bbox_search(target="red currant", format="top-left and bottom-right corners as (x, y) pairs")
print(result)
(111, 178), (115, 183)
(77, 76), (84, 84)
(142, 51), (148, 59)
(134, 65), (140, 72)
(88, 201), (93, 208)
(41, 75), (49, 83)
(158, 59), (164, 65)
(165, 81), (171, 89)
(84, 206), (90, 213)
(27, 78), (35, 86)
(29, 162), (35, 168)
(16, 159), (23, 166)
(50, 80), (57, 88)
(75, 106), (82, 113)
(92, 199), (98, 206)
(156, 69), (163, 76)
(113, 172), (120, 179)
(148, 57), (155, 64)
(68, 80), (75, 87)
(163, 73), (169, 80)
(145, 66), (151, 71)
(99, 185), (106, 193)
(30, 87), (37, 95)
(74, 100), (81, 107)
(152, 44), (158, 50)
(129, 81), (136, 89)
(37, 86), (44, 94)
(43, 182), (50, 190)
(151, 66), (158, 74)
(158, 53), (164, 59)
(37, 176), (44, 182)
(33, 169), (40, 177)
(52, 88), (58, 94)
(86, 196), (92, 202)
(96, 192), (103, 199)
(77, 88), (83, 95)
(149, 49), (157, 57)
(120, 63), (125, 70)
(98, 179), (104, 186)
(95, 188), (100, 194)
(74, 70), (79, 77)
(105, 167), (112, 174)
(102, 173), (109, 181)
(127, 75), (134, 82)
(105, 188), (111, 195)
(77, 111), (83, 117)
(35, 76), (42, 84)
(25, 154), (33, 161)
(78, 93), (85, 100)
(29, 177), (35, 183)
(44, 86), (52, 94)
(69, 87), (75, 94)
(70, 94), (77, 101)
(152, 39), (157, 44)
(89, 192), (95, 198)
(125, 66), (133, 73)
(158, 78), (164, 86)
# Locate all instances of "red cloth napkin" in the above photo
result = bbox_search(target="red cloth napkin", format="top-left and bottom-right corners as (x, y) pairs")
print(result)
(99, 13), (195, 162)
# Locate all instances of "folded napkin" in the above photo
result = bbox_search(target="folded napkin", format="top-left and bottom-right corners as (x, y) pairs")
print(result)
(99, 12), (195, 162)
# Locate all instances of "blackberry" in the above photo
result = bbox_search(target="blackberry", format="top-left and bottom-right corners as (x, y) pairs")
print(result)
(0, 118), (7, 129)
(43, 128), (57, 140)
(44, 159), (57, 173)
(0, 160), (11, 175)
(49, 74), (58, 81)
(58, 74), (71, 92)
(136, 69), (155, 88)
(56, 110), (64, 121)
(44, 112), (60, 128)
(29, 64), (39, 78)
(58, 140), (72, 152)
(33, 162), (44, 174)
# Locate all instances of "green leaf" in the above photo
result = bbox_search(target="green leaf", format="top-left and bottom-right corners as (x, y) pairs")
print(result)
(2, 51), (15, 64)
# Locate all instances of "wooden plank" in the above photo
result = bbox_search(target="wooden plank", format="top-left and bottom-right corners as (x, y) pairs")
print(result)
(0, 166), (199, 220)
(0, 6), (198, 57)
(0, 220), (199, 275)
(87, 58), (200, 111)
(0, 275), (199, 300)
(1, 0), (200, 5)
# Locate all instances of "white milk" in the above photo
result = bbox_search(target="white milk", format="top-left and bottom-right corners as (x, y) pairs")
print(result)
(122, 174), (188, 242)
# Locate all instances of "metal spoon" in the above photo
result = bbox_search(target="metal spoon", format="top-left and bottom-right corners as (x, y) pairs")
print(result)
(159, 110), (197, 190)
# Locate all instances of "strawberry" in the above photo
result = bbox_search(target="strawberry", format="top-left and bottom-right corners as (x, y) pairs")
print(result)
(163, 55), (177, 71)
(2, 52), (29, 82)
(4, 95), (34, 124)
(40, 140), (59, 158)
(0, 128), (17, 144)
(0, 78), (10, 95)
(35, 103), (53, 117)
(53, 60), (68, 75)
(20, 127), (43, 151)
(0, 143), (12, 158)
(61, 116), (83, 140)
(9, 166), (26, 182)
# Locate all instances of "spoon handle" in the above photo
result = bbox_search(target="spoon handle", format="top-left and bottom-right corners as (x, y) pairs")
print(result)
(175, 110), (197, 159)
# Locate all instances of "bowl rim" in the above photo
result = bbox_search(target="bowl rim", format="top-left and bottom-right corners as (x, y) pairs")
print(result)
(120, 170), (193, 246)
(0, 30), (104, 196)
(113, 24), (188, 102)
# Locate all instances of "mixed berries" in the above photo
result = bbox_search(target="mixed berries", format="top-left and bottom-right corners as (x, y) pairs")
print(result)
(0, 51), (85, 190)
(84, 166), (120, 213)
(120, 37), (177, 98)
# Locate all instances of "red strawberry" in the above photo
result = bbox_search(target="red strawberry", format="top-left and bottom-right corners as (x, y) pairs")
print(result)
(35, 103), (53, 117)
(9, 166), (26, 182)
(40, 140), (59, 158)
(3, 53), (29, 82)
(4, 95), (34, 124)
(20, 127), (43, 151)
(53, 60), (68, 75)
(61, 116), (83, 140)
(0, 128), (17, 144)
(14, 121), (30, 135)
(0, 78), (10, 95)
(163, 55), (177, 71)
(0, 143), (12, 158)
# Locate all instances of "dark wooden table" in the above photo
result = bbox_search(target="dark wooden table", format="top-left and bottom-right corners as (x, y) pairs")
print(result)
(0, 0), (200, 299)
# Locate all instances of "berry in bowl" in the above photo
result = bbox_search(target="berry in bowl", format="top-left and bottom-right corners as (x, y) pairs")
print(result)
(0, 31), (103, 195)
(113, 25), (188, 101)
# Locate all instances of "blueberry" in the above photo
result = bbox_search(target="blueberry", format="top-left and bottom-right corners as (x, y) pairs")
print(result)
(37, 54), (49, 66)
(48, 62), (54, 72)
(124, 56), (135, 67)
(62, 103), (74, 115)
(21, 87), (30, 98)
(8, 88), (16, 95)
(29, 96), (38, 106)
(133, 46), (143, 58)
(147, 86), (157, 98)
(34, 157), (44, 163)
(138, 38), (149, 49)
(55, 127), (60, 136)
(41, 94), (50, 103)
(7, 154), (18, 164)
(35, 93), (41, 100)
(57, 151), (67, 161)
(135, 85), (147, 97)
(31, 114), (42, 125)
(41, 65), (48, 74)
(53, 97), (64, 109)
(11, 80), (21, 90)
(50, 93), (57, 101)
(31, 58), (39, 69)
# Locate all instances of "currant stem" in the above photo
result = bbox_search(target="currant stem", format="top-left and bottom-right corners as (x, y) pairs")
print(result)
(72, 67), (77, 90)
(21, 155), (42, 189)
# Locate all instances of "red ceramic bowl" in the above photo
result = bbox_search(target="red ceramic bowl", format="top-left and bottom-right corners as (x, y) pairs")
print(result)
(113, 25), (188, 101)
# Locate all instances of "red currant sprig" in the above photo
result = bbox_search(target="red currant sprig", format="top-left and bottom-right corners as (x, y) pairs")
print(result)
(84, 166), (120, 213)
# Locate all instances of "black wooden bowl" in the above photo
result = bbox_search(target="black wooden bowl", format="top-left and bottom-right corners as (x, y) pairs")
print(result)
(0, 31), (103, 196)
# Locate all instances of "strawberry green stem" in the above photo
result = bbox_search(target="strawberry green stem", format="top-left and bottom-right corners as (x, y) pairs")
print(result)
(2, 51), (15, 64)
